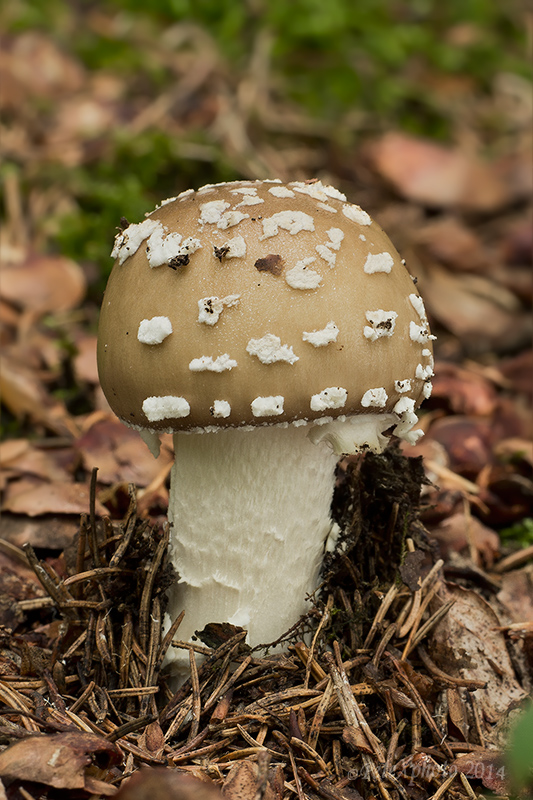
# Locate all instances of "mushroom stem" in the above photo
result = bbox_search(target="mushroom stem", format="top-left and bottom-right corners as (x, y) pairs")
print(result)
(163, 424), (338, 673)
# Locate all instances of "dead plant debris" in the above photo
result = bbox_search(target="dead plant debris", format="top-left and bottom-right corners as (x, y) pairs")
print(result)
(0, 451), (530, 800)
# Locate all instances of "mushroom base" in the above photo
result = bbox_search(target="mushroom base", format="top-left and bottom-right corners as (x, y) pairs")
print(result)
(163, 424), (339, 676)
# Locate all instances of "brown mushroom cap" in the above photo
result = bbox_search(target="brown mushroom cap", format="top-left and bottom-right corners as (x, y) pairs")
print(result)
(97, 180), (434, 432)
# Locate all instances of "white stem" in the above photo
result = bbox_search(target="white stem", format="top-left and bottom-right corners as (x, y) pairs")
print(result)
(164, 425), (338, 673)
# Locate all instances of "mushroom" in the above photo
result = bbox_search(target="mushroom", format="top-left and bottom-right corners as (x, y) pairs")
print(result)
(97, 179), (435, 676)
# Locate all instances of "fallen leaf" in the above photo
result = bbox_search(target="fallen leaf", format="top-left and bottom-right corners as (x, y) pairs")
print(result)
(415, 216), (489, 272)
(223, 760), (276, 800)
(0, 439), (73, 483)
(0, 512), (80, 550)
(429, 512), (500, 567)
(0, 354), (74, 436)
(428, 416), (494, 475)
(76, 416), (174, 487)
(430, 362), (497, 416)
(0, 32), (85, 107)
(0, 730), (121, 791)
(452, 750), (507, 793)
(430, 583), (526, 721)
(447, 686), (470, 739)
(73, 333), (99, 384)
(499, 350), (533, 400)
(115, 769), (223, 800)
(369, 132), (510, 211)
(497, 567), (533, 625)
(421, 265), (529, 353)
(0, 254), (86, 313)
(2, 479), (107, 517)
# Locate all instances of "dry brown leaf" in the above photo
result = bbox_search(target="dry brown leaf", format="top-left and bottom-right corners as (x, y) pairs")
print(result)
(497, 566), (533, 625)
(447, 686), (470, 739)
(428, 416), (494, 474)
(430, 362), (497, 416)
(73, 333), (99, 384)
(369, 132), (510, 211)
(415, 216), (489, 272)
(0, 439), (73, 484)
(0, 32), (85, 108)
(2, 479), (107, 517)
(0, 513), (79, 550)
(429, 512), (500, 567)
(222, 760), (276, 800)
(0, 254), (86, 313)
(452, 750), (507, 793)
(422, 265), (529, 352)
(76, 416), (174, 487)
(115, 769), (223, 800)
(0, 354), (74, 436)
(0, 730), (121, 791)
(430, 583), (526, 721)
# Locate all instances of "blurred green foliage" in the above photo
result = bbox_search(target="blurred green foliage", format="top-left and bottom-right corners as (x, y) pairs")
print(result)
(506, 704), (533, 796)
(499, 518), (533, 549)
(2, 0), (529, 282)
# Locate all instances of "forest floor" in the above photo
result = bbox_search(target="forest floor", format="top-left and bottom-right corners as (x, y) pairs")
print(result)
(0, 5), (532, 799)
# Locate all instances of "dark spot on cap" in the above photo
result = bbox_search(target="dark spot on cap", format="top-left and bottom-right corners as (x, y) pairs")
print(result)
(118, 216), (129, 231)
(214, 245), (231, 262)
(255, 254), (284, 276)
(168, 254), (190, 269)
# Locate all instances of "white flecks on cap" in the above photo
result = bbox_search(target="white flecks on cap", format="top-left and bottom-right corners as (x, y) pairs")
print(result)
(146, 228), (201, 268)
(197, 294), (240, 326)
(302, 321), (339, 347)
(211, 400), (231, 418)
(316, 202), (338, 213)
(364, 252), (394, 274)
(323, 184), (347, 202)
(246, 334), (298, 365)
(410, 321), (437, 344)
(361, 387), (388, 408)
(137, 316), (173, 345)
(189, 354), (238, 372)
(214, 235), (247, 259)
(422, 348), (435, 368)
(310, 387), (347, 412)
(234, 195), (264, 207)
(393, 396), (415, 415)
(364, 309), (398, 342)
(261, 210), (315, 239)
(290, 181), (329, 201)
(395, 379), (412, 393)
(416, 363), (434, 380)
(143, 395), (190, 421)
(251, 395), (284, 417)
(342, 204), (372, 226)
(285, 257), (322, 290)
(177, 188), (195, 201)
(409, 293), (428, 320)
(327, 228), (344, 250)
(269, 186), (296, 198)
(359, 234), (367, 241)
(316, 244), (337, 267)
(111, 218), (161, 265)
(153, 195), (178, 209)
(199, 200), (230, 224)
(231, 186), (258, 195)
(217, 210), (249, 229)
(423, 381), (433, 399)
